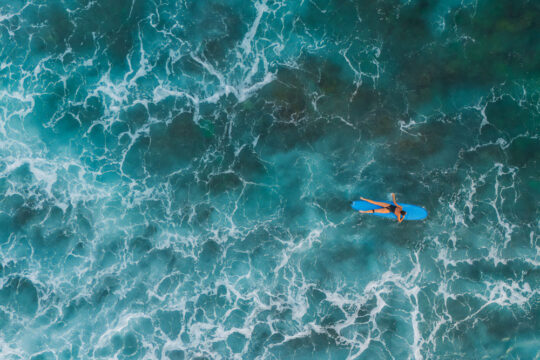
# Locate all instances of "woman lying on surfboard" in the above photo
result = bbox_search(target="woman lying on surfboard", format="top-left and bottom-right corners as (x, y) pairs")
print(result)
(358, 193), (407, 223)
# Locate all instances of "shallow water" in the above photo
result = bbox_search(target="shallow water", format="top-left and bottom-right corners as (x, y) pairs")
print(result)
(0, 0), (539, 359)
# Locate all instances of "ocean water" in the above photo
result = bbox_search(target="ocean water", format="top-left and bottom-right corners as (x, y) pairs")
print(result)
(0, 0), (539, 358)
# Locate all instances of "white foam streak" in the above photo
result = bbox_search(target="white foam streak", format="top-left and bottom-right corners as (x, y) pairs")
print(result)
(240, 1), (269, 55)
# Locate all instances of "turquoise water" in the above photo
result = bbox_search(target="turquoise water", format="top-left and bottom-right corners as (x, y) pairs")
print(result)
(0, 0), (539, 358)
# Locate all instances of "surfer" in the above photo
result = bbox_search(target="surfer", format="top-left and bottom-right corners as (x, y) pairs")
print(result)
(358, 193), (407, 223)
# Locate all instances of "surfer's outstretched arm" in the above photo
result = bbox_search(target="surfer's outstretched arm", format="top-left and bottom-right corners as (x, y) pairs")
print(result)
(360, 197), (390, 207)
(392, 193), (399, 207)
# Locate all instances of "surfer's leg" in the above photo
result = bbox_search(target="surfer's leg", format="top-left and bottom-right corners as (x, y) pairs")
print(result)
(360, 197), (391, 207)
(360, 208), (391, 214)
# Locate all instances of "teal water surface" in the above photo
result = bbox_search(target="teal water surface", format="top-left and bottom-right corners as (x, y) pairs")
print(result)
(0, 0), (539, 359)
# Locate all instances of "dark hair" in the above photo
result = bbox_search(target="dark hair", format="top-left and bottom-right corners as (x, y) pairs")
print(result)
(400, 210), (406, 215)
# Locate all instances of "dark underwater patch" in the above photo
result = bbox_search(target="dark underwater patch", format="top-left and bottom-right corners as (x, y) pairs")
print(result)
(0, 277), (39, 317)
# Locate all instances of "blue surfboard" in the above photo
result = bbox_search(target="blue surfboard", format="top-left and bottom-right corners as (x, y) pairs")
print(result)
(351, 199), (427, 221)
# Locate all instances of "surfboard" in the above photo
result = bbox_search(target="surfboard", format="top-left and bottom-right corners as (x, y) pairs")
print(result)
(351, 200), (427, 220)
